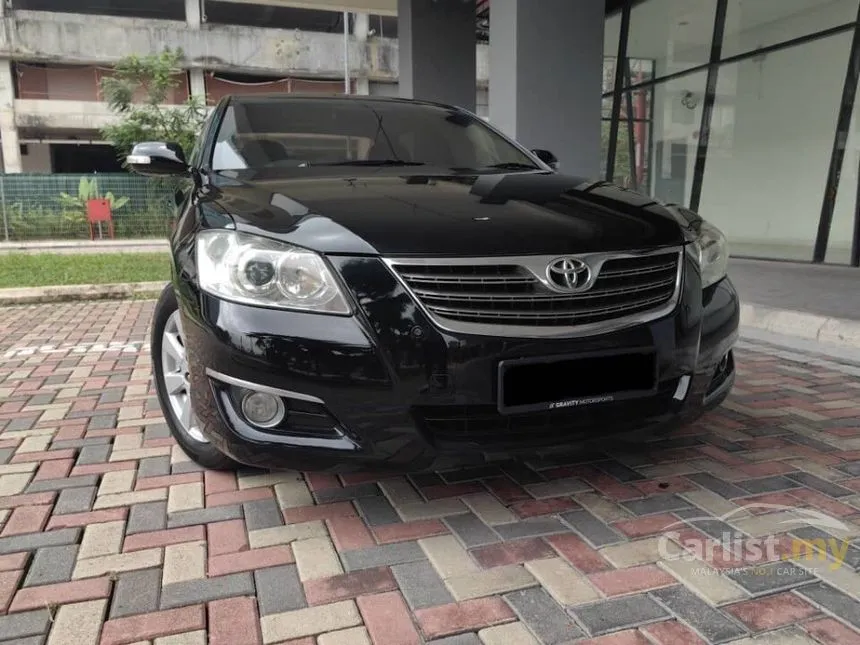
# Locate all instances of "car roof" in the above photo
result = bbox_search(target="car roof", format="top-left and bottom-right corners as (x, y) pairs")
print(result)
(225, 93), (459, 110)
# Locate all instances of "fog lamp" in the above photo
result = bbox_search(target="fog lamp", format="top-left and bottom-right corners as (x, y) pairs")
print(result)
(240, 391), (286, 428)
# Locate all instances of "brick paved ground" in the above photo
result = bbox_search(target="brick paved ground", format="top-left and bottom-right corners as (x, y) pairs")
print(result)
(3, 301), (860, 644)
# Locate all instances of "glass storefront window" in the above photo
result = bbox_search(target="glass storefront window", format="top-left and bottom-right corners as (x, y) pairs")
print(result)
(627, 0), (717, 78)
(698, 33), (852, 261)
(636, 71), (708, 204)
(723, 0), (857, 59)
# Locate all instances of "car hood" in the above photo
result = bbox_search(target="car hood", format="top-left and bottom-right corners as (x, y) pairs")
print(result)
(206, 169), (687, 256)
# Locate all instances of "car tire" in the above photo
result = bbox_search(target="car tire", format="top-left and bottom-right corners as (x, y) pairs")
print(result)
(152, 284), (238, 471)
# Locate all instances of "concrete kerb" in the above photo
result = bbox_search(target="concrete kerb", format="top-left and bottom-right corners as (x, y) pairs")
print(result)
(739, 303), (860, 348)
(1, 284), (859, 349)
(0, 281), (168, 305)
(0, 240), (170, 255)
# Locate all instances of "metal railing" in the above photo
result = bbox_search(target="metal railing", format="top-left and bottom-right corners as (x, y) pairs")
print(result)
(0, 174), (178, 242)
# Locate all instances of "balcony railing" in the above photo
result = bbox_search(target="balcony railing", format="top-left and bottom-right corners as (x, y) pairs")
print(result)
(205, 74), (354, 105)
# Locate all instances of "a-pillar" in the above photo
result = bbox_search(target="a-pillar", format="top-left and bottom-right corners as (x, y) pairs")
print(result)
(397, 0), (475, 111)
(0, 62), (21, 174)
(489, 0), (604, 177)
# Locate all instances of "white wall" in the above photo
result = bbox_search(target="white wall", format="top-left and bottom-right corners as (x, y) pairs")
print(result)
(20, 142), (51, 172)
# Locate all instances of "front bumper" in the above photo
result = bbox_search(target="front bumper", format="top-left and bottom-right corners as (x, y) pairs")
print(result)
(179, 253), (739, 472)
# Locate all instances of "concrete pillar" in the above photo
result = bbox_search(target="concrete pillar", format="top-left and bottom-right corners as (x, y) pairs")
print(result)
(354, 13), (370, 95)
(186, 0), (205, 104)
(397, 0), (476, 111)
(489, 0), (604, 177)
(190, 69), (207, 103)
(0, 62), (21, 174)
(185, 0), (202, 28)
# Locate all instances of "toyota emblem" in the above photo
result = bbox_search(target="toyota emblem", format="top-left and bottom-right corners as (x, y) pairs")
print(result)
(547, 257), (592, 292)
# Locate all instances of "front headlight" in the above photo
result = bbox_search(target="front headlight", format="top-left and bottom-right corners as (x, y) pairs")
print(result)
(694, 220), (729, 289)
(196, 230), (351, 314)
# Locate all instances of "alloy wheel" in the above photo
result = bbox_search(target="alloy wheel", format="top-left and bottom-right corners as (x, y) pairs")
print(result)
(161, 310), (208, 443)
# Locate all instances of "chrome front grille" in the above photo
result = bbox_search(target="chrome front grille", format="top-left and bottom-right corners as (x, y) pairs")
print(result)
(386, 248), (683, 338)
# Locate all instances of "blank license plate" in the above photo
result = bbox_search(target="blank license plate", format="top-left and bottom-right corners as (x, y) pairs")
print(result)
(498, 351), (657, 414)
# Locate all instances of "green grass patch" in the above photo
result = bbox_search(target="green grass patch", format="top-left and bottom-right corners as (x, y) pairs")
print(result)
(0, 252), (171, 288)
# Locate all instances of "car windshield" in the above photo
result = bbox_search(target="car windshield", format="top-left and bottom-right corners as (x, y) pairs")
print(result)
(210, 98), (540, 173)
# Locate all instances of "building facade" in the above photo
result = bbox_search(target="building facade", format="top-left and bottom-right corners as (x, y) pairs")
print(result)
(0, 0), (490, 175)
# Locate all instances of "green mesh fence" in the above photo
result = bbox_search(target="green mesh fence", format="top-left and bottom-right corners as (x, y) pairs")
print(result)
(0, 173), (180, 241)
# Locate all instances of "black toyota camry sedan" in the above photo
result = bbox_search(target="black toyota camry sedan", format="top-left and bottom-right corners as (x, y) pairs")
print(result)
(128, 95), (738, 472)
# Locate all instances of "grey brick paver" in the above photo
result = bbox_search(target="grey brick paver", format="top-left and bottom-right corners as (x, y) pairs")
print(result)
(355, 496), (400, 526)
(392, 560), (454, 610)
(571, 594), (669, 636)
(651, 585), (748, 643)
(51, 438), (112, 450)
(314, 483), (381, 504)
(137, 456), (171, 478)
(493, 518), (569, 541)
(427, 634), (482, 645)
(76, 445), (111, 465)
(505, 587), (584, 644)
(254, 565), (307, 615)
(166, 504), (243, 528)
(0, 636), (43, 645)
(560, 510), (624, 547)
(243, 498), (284, 531)
(126, 501), (167, 534)
(687, 473), (748, 499)
(796, 583), (860, 629)
(53, 486), (96, 515)
(736, 475), (802, 494)
(727, 562), (816, 595)
(0, 610), (50, 641)
(26, 475), (99, 493)
(23, 545), (79, 586)
(160, 572), (255, 609)
(0, 528), (80, 555)
(342, 541), (426, 571)
(110, 568), (162, 618)
(444, 513), (500, 547)
(171, 461), (207, 474)
(622, 494), (694, 515)
(786, 472), (854, 498)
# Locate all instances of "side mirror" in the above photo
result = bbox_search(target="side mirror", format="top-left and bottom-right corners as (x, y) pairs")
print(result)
(127, 142), (188, 176)
(532, 149), (559, 171)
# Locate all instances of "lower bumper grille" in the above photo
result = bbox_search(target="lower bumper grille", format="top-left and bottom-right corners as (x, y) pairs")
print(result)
(414, 384), (677, 446)
(387, 248), (683, 336)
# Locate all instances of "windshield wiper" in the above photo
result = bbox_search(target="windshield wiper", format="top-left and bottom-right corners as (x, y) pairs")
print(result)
(483, 162), (539, 170)
(322, 159), (426, 167)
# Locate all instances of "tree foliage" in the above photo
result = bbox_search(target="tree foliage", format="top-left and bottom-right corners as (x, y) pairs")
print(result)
(100, 48), (207, 160)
